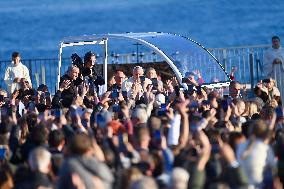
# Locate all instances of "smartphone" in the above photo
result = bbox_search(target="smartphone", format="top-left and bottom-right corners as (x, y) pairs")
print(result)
(174, 86), (180, 97)
(276, 107), (283, 119)
(111, 89), (119, 99)
(196, 86), (202, 95)
(84, 76), (90, 85)
(190, 124), (199, 132)
(182, 78), (190, 83)
(96, 113), (105, 128)
(0, 95), (4, 102)
(161, 103), (167, 110)
(139, 76), (145, 83)
(187, 84), (196, 96)
(53, 109), (62, 118)
(151, 78), (158, 87)
(262, 79), (270, 83)
(28, 102), (36, 111)
(122, 91), (128, 98)
(0, 148), (6, 160)
(154, 130), (161, 140)
(40, 92), (46, 102)
(221, 99), (229, 112)
(112, 104), (121, 112)
(45, 92), (50, 97)
(211, 143), (220, 154)
(157, 104), (167, 117)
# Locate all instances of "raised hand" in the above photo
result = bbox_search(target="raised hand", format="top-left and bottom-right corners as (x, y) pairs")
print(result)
(59, 80), (71, 91)
(231, 66), (238, 73)
(193, 69), (202, 78)
(166, 79), (174, 93)
(196, 130), (211, 171)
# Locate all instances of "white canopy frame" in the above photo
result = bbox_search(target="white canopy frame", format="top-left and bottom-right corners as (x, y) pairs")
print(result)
(58, 32), (230, 90)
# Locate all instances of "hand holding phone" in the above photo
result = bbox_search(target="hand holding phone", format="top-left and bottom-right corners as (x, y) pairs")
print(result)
(0, 95), (4, 102)
(139, 76), (145, 83)
(182, 78), (190, 83)
(0, 148), (7, 160)
(221, 99), (229, 112)
(111, 89), (119, 99)
(53, 109), (62, 118)
(276, 107), (283, 119)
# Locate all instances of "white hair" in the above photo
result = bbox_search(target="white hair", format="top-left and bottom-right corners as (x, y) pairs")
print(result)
(67, 65), (79, 73)
(129, 176), (158, 189)
(133, 66), (144, 73)
(170, 167), (190, 189)
(28, 147), (51, 173)
(132, 107), (148, 124)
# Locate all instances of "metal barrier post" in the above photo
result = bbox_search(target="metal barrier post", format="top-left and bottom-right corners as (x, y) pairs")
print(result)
(249, 53), (254, 90)
(222, 49), (227, 71)
(28, 60), (33, 85)
(256, 59), (260, 82)
(41, 64), (45, 85)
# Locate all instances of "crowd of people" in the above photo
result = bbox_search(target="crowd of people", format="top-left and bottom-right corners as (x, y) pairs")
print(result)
(0, 36), (284, 189)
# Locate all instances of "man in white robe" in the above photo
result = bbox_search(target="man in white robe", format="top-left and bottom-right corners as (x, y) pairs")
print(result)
(263, 36), (284, 104)
(4, 52), (32, 94)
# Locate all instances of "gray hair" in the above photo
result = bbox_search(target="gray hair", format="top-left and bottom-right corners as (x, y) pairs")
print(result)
(170, 167), (190, 189)
(132, 106), (148, 124)
(28, 147), (51, 173)
(67, 65), (79, 74)
(133, 66), (144, 73)
(129, 176), (158, 189)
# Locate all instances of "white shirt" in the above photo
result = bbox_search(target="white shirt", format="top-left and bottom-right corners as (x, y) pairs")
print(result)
(263, 47), (284, 78)
(236, 139), (276, 186)
(4, 62), (32, 94)
(121, 77), (152, 98)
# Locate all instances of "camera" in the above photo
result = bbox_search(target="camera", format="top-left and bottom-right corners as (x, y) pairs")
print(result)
(71, 53), (84, 70)
(182, 78), (190, 83)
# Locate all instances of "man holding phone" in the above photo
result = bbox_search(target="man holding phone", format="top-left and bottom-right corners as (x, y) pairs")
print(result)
(262, 78), (280, 98)
(122, 66), (152, 98)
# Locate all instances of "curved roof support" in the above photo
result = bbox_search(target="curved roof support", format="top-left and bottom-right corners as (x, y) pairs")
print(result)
(106, 34), (186, 88)
(58, 32), (230, 90)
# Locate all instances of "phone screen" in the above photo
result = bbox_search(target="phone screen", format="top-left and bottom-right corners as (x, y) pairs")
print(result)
(174, 86), (180, 97)
(196, 86), (202, 95)
(53, 109), (62, 118)
(122, 91), (128, 98)
(139, 76), (145, 83)
(182, 78), (189, 83)
(151, 78), (158, 87)
(0, 148), (6, 160)
(154, 130), (161, 140)
(161, 103), (167, 110)
(0, 95), (4, 102)
(276, 107), (283, 119)
(111, 90), (119, 99)
(221, 100), (228, 112)
(45, 92), (50, 97)
(28, 102), (36, 111)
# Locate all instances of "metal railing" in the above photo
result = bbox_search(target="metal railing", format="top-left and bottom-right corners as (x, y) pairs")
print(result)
(0, 44), (271, 94)
(208, 45), (270, 84)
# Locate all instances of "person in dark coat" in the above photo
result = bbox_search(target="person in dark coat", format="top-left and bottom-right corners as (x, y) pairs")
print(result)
(52, 66), (80, 108)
